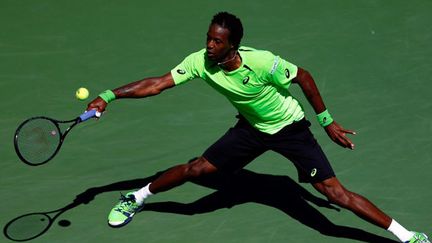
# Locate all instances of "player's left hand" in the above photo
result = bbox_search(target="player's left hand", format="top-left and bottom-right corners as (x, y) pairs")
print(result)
(324, 122), (356, 149)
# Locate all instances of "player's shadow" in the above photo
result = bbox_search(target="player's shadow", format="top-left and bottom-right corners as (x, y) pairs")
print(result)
(142, 169), (397, 242)
(4, 165), (397, 242)
(73, 166), (397, 243)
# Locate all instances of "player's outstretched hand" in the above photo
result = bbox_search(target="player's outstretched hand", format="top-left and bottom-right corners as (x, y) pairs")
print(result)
(324, 122), (356, 150)
(87, 96), (108, 114)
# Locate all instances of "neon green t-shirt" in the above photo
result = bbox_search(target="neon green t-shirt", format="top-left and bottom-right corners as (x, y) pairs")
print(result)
(171, 46), (304, 134)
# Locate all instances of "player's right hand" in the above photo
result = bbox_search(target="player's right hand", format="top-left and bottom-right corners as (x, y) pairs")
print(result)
(87, 96), (108, 115)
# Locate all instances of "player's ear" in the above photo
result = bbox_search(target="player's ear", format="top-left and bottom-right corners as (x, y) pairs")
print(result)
(228, 39), (234, 49)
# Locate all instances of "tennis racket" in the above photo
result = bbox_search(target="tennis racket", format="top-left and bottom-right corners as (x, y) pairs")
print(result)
(14, 109), (100, 166)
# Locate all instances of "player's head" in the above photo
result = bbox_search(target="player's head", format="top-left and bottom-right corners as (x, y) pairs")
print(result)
(210, 12), (243, 49)
(206, 12), (243, 62)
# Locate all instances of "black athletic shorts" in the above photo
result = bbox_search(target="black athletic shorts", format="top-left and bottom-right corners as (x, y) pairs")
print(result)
(203, 116), (335, 183)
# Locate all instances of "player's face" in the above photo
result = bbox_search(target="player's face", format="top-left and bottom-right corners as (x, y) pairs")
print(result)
(206, 24), (234, 62)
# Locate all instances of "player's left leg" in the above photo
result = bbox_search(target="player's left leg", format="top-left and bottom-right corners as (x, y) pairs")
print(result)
(312, 177), (430, 243)
(268, 119), (429, 243)
(312, 177), (391, 228)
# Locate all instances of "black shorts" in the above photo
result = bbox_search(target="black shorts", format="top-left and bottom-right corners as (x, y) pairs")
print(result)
(203, 116), (335, 183)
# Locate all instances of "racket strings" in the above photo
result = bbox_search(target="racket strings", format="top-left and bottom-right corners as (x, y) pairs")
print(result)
(16, 118), (61, 164)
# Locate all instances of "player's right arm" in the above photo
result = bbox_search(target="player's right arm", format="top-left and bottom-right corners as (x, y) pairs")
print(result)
(87, 72), (175, 112)
(88, 49), (203, 113)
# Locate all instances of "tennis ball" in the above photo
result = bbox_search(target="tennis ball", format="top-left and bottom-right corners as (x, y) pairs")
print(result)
(75, 87), (89, 100)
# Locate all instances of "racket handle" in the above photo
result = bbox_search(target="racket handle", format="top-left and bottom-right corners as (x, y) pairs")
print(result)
(79, 109), (101, 122)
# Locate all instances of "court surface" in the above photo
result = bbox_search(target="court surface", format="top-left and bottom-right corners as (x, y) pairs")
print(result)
(1, 1), (431, 242)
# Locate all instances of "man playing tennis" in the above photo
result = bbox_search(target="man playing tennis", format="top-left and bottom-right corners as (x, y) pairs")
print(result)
(87, 12), (429, 243)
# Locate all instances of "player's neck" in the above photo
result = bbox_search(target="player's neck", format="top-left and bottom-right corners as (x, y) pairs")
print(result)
(218, 51), (241, 71)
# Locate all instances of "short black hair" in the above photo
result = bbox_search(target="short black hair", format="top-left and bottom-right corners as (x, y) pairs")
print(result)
(211, 12), (243, 49)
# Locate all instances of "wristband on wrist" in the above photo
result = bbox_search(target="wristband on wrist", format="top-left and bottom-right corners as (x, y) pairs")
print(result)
(317, 109), (334, 127)
(98, 90), (116, 103)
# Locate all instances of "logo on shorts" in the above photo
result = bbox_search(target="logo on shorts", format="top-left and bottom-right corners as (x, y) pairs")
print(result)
(242, 76), (250, 84)
(177, 69), (186, 75)
(285, 68), (290, 79)
(310, 168), (317, 177)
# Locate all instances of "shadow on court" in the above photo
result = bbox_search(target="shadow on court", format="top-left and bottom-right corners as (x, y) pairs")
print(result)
(3, 165), (397, 242)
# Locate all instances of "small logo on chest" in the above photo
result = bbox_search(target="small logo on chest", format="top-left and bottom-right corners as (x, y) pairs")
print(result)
(242, 76), (250, 84)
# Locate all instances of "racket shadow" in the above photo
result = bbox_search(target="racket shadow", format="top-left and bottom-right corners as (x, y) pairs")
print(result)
(4, 159), (397, 242)
(2, 172), (163, 242)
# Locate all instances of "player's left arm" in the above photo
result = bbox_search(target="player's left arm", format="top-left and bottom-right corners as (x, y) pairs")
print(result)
(292, 67), (356, 149)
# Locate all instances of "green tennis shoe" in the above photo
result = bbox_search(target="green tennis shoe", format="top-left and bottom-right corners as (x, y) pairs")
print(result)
(406, 232), (430, 243)
(108, 192), (144, 227)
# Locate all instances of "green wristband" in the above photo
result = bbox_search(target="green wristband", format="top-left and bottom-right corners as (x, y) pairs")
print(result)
(98, 90), (116, 103)
(317, 109), (334, 127)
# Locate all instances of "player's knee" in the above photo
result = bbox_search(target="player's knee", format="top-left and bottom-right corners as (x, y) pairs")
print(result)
(315, 178), (352, 207)
(184, 157), (217, 178)
(324, 186), (351, 207)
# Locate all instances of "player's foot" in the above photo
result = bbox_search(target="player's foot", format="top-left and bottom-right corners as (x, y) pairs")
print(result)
(406, 232), (430, 243)
(108, 192), (144, 227)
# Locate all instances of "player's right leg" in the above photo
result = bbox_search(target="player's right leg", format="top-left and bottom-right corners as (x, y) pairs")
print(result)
(107, 157), (217, 227)
(148, 157), (219, 194)
(108, 116), (266, 228)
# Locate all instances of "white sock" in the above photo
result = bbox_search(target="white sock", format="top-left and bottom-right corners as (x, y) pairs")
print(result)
(132, 183), (153, 205)
(387, 219), (414, 242)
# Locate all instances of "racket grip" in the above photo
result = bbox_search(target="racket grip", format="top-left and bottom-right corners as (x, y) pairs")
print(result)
(79, 109), (101, 122)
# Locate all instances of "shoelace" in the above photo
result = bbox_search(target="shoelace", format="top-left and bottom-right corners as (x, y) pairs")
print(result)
(115, 193), (137, 213)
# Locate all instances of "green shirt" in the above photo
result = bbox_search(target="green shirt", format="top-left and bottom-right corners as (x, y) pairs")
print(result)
(171, 46), (304, 134)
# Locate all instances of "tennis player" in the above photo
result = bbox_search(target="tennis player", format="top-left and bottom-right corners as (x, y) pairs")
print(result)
(87, 12), (429, 243)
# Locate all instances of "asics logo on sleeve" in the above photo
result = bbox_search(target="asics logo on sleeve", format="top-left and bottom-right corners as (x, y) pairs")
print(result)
(242, 76), (250, 84)
(285, 68), (290, 79)
(177, 69), (186, 74)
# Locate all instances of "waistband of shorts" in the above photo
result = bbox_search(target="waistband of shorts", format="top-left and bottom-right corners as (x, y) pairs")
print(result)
(235, 115), (310, 134)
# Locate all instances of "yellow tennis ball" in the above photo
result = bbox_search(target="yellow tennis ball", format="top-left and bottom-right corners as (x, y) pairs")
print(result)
(75, 87), (89, 100)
